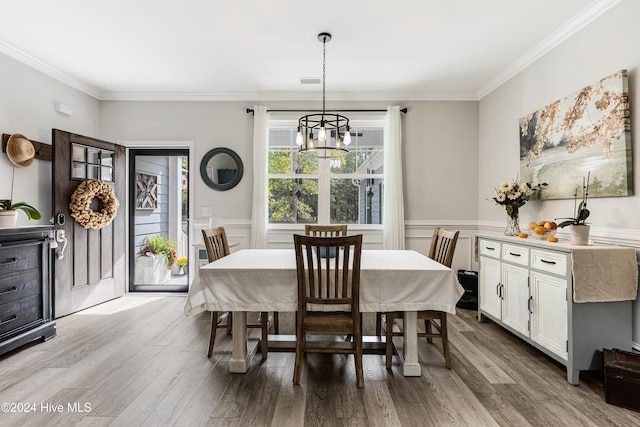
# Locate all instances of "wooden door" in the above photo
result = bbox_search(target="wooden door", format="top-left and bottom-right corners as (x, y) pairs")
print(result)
(52, 129), (126, 318)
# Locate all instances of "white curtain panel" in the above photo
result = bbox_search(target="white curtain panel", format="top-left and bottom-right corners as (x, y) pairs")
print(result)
(250, 105), (269, 248)
(383, 105), (405, 250)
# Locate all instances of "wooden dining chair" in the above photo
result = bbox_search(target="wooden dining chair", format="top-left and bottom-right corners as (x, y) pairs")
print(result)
(202, 226), (274, 359)
(293, 233), (365, 388)
(304, 224), (348, 237)
(382, 227), (459, 369)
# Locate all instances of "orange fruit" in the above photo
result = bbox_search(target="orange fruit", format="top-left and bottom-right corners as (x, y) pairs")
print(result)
(548, 236), (559, 242)
(518, 233), (528, 238)
(534, 225), (546, 235)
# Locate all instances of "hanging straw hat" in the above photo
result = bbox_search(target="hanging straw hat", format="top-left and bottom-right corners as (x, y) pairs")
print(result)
(6, 133), (36, 167)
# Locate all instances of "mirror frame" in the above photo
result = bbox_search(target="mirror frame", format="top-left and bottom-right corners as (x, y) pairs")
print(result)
(200, 147), (244, 191)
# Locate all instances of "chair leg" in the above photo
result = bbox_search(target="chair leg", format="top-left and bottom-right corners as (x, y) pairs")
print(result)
(226, 312), (233, 335)
(293, 330), (305, 385)
(385, 314), (394, 370)
(375, 312), (383, 337)
(425, 319), (433, 343)
(355, 315), (364, 388)
(273, 312), (279, 334)
(440, 314), (451, 369)
(208, 311), (218, 358)
(260, 312), (268, 359)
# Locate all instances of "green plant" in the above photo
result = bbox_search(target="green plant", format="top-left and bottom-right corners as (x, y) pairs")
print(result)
(0, 200), (42, 220)
(0, 168), (41, 220)
(140, 235), (177, 269)
(557, 172), (590, 228)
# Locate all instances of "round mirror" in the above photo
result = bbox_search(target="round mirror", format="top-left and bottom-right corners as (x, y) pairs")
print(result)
(200, 147), (244, 191)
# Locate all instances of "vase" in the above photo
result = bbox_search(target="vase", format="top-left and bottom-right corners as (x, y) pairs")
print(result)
(0, 210), (19, 227)
(568, 224), (591, 245)
(504, 214), (520, 236)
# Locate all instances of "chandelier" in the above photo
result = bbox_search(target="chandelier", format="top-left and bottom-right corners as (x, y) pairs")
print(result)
(296, 32), (351, 158)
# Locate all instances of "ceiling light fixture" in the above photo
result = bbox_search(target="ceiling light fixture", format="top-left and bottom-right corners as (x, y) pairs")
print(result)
(296, 32), (350, 158)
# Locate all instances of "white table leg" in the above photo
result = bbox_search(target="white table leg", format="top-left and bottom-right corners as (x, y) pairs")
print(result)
(229, 311), (249, 373)
(402, 311), (421, 376)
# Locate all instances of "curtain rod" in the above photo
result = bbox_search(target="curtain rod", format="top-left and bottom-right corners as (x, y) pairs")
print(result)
(246, 107), (407, 114)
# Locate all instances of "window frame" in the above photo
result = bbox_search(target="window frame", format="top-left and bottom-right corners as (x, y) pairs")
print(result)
(267, 114), (385, 228)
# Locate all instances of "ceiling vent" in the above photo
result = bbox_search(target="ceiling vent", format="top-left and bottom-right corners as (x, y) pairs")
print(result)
(299, 77), (321, 85)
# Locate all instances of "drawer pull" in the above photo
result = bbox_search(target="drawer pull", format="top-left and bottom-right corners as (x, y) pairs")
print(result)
(508, 252), (521, 257)
(486, 247), (495, 251)
(528, 296), (533, 314)
(0, 286), (18, 296)
(540, 259), (556, 265)
(0, 257), (18, 266)
(0, 315), (17, 325)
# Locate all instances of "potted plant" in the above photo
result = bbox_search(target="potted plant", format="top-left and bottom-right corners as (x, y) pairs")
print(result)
(135, 235), (178, 284)
(0, 169), (42, 227)
(176, 256), (188, 275)
(556, 172), (591, 245)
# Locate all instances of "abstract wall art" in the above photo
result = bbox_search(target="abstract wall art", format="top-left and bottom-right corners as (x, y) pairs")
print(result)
(519, 69), (632, 200)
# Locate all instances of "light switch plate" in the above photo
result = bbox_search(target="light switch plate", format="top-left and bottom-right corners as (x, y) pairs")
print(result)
(202, 206), (212, 217)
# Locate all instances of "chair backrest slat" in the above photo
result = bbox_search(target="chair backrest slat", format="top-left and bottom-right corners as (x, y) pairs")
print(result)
(201, 227), (230, 262)
(305, 224), (348, 237)
(294, 234), (363, 314)
(428, 227), (459, 268)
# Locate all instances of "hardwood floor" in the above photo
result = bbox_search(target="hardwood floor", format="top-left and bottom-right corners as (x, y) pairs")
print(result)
(1, 294), (639, 426)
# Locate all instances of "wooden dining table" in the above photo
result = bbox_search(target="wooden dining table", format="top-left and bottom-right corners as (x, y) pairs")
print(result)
(184, 249), (464, 376)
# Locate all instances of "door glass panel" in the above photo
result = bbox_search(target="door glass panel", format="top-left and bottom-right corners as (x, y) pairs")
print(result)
(130, 151), (190, 292)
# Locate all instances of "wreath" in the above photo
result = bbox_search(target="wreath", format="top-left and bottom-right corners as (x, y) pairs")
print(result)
(69, 179), (119, 229)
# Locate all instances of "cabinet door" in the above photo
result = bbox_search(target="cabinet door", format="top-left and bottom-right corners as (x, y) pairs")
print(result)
(479, 256), (501, 319)
(502, 263), (529, 336)
(530, 271), (568, 360)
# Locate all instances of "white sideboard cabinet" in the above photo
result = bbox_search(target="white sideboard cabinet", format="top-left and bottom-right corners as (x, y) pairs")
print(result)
(478, 234), (634, 385)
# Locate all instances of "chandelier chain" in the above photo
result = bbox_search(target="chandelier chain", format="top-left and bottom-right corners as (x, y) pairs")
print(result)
(322, 37), (326, 115)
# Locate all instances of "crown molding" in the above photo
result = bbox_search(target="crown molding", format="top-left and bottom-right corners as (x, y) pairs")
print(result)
(476, 0), (622, 99)
(0, 40), (102, 100)
(98, 90), (478, 102)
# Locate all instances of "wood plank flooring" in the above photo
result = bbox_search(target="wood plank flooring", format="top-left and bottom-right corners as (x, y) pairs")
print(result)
(1, 294), (639, 426)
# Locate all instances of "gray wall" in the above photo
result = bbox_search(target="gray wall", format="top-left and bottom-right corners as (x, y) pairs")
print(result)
(477, 0), (640, 346)
(0, 53), (100, 224)
(100, 100), (480, 225)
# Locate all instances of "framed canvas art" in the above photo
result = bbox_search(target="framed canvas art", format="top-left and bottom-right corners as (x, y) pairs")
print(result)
(519, 69), (632, 200)
(136, 172), (158, 210)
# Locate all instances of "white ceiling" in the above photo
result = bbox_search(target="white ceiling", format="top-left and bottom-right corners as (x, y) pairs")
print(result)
(0, 0), (618, 101)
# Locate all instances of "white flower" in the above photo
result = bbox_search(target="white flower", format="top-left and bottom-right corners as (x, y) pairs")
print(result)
(519, 183), (533, 196)
(495, 193), (506, 202)
(499, 181), (513, 191)
(507, 191), (521, 200)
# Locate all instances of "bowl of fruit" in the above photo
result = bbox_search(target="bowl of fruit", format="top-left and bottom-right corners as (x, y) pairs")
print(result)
(528, 221), (558, 240)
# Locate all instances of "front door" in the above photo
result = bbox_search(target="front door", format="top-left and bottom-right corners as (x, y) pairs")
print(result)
(52, 129), (126, 317)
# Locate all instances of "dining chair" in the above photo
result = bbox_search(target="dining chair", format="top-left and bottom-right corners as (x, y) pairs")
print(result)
(293, 233), (365, 388)
(382, 227), (459, 369)
(202, 226), (275, 359)
(304, 224), (348, 237)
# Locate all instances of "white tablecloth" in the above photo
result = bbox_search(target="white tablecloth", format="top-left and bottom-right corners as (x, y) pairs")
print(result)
(184, 249), (464, 315)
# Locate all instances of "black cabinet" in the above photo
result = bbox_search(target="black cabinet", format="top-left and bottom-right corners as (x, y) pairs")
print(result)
(0, 226), (56, 355)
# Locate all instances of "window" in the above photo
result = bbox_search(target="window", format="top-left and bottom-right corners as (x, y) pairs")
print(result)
(71, 143), (114, 181)
(267, 120), (384, 225)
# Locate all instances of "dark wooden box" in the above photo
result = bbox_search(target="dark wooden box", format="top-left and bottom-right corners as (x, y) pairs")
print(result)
(604, 348), (640, 412)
